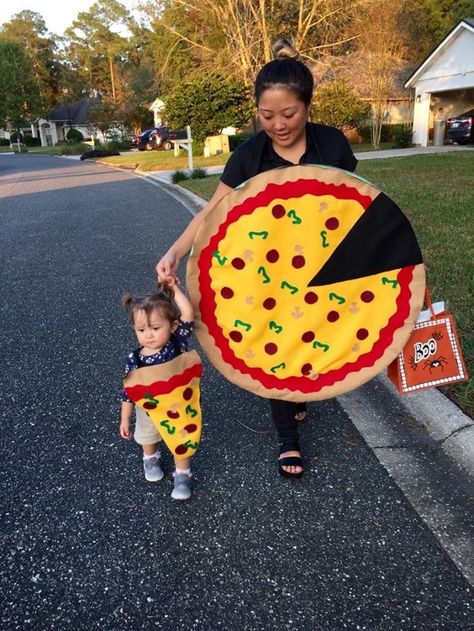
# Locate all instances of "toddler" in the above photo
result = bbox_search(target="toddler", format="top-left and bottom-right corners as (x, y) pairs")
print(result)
(119, 280), (196, 500)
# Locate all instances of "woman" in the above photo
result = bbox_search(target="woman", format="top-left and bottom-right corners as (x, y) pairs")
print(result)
(157, 37), (357, 478)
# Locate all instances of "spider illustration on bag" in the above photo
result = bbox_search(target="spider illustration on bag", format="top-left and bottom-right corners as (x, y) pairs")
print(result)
(423, 356), (449, 373)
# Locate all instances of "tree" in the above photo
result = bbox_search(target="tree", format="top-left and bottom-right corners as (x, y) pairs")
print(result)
(164, 72), (254, 142)
(88, 100), (124, 140)
(63, 0), (133, 102)
(351, 0), (407, 148)
(139, 0), (360, 87)
(313, 81), (369, 131)
(0, 11), (61, 114)
(401, 0), (474, 64)
(0, 40), (42, 135)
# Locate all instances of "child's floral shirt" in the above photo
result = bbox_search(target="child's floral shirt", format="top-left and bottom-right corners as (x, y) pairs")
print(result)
(120, 320), (193, 402)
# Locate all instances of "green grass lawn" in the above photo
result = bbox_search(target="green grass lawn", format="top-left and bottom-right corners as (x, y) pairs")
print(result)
(97, 149), (231, 172)
(179, 153), (474, 417)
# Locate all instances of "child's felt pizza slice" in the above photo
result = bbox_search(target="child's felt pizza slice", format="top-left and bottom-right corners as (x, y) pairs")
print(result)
(123, 350), (203, 459)
(187, 165), (425, 402)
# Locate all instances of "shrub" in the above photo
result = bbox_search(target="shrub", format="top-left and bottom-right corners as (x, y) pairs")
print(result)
(191, 139), (204, 156)
(105, 139), (132, 151)
(0, 138), (10, 146)
(23, 136), (41, 147)
(356, 123), (411, 144)
(313, 81), (369, 132)
(229, 133), (253, 150)
(10, 131), (23, 143)
(190, 167), (207, 179)
(66, 128), (84, 143)
(392, 125), (413, 148)
(171, 169), (189, 183)
(58, 142), (91, 155)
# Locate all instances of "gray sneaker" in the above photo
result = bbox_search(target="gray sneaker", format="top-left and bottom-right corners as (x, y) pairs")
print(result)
(171, 472), (192, 500)
(143, 453), (164, 482)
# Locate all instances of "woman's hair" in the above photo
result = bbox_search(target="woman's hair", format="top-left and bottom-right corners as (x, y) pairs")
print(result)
(254, 36), (314, 106)
(122, 282), (180, 324)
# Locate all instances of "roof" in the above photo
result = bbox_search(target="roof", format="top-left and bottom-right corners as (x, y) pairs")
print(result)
(405, 19), (474, 88)
(48, 98), (100, 124)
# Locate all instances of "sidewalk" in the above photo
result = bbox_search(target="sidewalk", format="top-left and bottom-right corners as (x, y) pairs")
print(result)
(144, 145), (474, 585)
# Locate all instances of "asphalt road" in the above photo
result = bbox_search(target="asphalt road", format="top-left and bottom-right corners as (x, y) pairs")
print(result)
(0, 154), (472, 631)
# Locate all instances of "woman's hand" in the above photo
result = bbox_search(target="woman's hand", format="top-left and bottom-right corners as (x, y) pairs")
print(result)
(156, 250), (180, 282)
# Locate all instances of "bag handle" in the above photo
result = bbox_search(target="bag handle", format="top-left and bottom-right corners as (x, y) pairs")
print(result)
(425, 285), (436, 319)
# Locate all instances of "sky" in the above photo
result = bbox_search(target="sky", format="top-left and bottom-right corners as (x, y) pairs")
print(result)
(0, 0), (140, 36)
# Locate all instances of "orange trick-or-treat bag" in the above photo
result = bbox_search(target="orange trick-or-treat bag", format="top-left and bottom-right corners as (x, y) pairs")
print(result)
(387, 288), (468, 394)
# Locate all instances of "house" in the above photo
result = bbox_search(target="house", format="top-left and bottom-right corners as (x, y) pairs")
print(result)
(31, 97), (100, 147)
(405, 18), (474, 146)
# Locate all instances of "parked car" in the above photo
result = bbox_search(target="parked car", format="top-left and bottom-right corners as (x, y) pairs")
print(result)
(131, 126), (187, 151)
(446, 109), (474, 144)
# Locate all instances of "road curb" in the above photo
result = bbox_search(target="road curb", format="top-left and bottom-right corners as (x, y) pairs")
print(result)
(380, 373), (474, 476)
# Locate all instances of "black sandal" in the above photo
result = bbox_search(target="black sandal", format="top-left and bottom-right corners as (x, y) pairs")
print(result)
(278, 442), (304, 478)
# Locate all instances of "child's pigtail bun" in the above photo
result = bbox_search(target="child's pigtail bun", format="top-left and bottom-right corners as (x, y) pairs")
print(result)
(121, 293), (135, 316)
(272, 36), (299, 61)
(156, 280), (174, 301)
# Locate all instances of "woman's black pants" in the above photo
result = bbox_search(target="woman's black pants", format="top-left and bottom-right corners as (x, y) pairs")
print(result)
(269, 399), (306, 445)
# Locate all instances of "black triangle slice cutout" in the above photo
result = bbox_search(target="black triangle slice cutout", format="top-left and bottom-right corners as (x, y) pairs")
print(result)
(308, 192), (423, 287)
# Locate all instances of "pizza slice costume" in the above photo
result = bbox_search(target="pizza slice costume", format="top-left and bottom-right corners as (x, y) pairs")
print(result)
(187, 165), (425, 402)
(123, 350), (203, 459)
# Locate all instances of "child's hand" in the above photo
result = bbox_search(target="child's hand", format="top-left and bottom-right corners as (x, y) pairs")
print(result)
(165, 276), (179, 288)
(119, 418), (132, 439)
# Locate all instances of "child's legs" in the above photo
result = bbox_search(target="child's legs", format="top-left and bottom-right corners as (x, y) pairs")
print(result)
(134, 407), (162, 455)
(174, 456), (192, 471)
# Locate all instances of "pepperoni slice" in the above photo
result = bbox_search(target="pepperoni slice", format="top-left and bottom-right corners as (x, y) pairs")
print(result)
(301, 363), (312, 375)
(266, 249), (279, 263)
(302, 331), (315, 343)
(272, 204), (286, 218)
(167, 410), (180, 419)
(357, 328), (369, 340)
(263, 297), (276, 310)
(325, 217), (339, 230)
(327, 311), (340, 322)
(229, 330), (243, 342)
(360, 291), (375, 303)
(264, 343), (278, 355)
(231, 257), (245, 270)
(183, 387), (193, 400)
(175, 444), (187, 455)
(292, 255), (306, 269)
(304, 291), (318, 304)
(143, 402), (157, 410)
(184, 423), (197, 433)
(221, 287), (234, 299)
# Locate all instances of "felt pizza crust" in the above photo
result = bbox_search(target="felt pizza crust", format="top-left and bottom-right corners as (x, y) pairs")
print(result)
(123, 350), (203, 459)
(187, 165), (425, 402)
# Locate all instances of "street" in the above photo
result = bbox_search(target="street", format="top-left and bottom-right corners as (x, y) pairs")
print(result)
(0, 154), (472, 630)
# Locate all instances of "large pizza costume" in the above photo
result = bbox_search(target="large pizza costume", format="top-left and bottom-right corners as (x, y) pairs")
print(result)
(187, 165), (425, 402)
(123, 350), (203, 459)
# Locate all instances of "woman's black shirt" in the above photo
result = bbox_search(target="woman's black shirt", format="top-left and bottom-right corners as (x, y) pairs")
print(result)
(221, 122), (357, 189)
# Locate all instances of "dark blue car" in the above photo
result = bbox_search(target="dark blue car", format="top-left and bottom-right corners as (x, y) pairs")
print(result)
(131, 126), (187, 151)
(446, 109), (474, 144)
